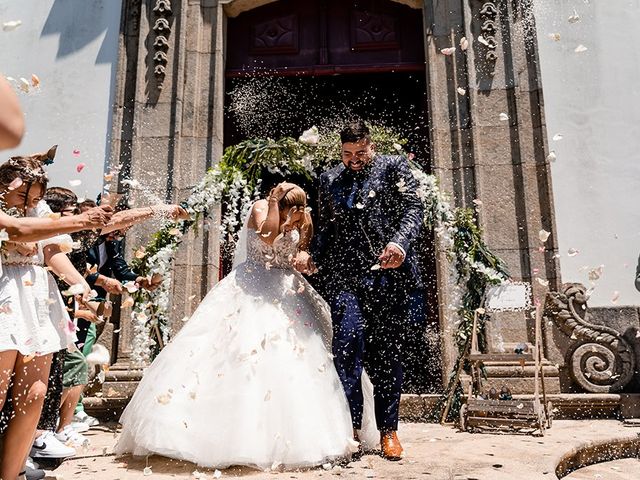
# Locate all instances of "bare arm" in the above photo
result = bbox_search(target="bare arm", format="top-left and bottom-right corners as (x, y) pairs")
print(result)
(43, 244), (91, 293)
(0, 75), (25, 149)
(0, 207), (113, 242)
(100, 205), (189, 235)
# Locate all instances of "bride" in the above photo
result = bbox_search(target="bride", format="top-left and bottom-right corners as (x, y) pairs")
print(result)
(115, 183), (376, 470)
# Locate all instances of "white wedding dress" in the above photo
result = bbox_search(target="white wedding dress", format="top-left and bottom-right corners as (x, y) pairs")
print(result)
(115, 225), (377, 470)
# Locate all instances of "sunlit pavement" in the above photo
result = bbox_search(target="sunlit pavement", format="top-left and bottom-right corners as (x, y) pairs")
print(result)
(45, 420), (638, 480)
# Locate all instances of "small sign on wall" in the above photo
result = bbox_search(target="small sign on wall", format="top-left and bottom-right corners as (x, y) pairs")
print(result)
(485, 281), (532, 312)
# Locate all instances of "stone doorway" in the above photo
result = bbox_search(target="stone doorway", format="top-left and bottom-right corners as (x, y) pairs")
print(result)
(223, 0), (442, 393)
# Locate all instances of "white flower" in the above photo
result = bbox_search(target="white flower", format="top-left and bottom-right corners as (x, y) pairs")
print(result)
(299, 126), (320, 145)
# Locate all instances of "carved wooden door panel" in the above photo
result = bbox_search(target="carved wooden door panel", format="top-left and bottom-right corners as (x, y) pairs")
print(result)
(226, 0), (425, 76)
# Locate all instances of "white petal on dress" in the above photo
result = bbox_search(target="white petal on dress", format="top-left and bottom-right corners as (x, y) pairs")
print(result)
(116, 228), (376, 469)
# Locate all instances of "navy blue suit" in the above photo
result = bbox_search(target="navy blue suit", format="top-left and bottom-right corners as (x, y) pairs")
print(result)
(312, 155), (424, 432)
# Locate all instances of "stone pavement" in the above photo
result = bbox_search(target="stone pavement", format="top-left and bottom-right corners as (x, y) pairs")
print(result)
(45, 420), (639, 480)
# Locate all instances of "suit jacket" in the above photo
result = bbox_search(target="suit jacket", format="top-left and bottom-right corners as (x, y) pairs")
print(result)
(312, 155), (424, 293)
(87, 238), (139, 299)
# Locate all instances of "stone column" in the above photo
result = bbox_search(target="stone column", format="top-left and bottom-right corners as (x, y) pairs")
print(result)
(423, 0), (561, 390)
(107, 0), (224, 372)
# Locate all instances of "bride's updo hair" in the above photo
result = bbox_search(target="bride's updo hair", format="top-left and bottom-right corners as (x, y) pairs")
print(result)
(279, 183), (307, 211)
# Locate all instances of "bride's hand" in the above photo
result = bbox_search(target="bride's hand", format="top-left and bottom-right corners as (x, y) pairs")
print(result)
(269, 183), (292, 202)
(293, 251), (318, 275)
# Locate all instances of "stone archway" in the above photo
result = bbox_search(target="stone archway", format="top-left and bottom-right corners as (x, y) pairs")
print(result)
(101, 0), (559, 412)
(223, 0), (424, 18)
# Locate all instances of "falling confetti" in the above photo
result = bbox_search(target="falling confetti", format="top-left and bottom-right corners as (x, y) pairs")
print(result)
(121, 296), (134, 308)
(19, 78), (30, 93)
(143, 467), (153, 476)
(568, 12), (581, 23)
(536, 277), (549, 287)
(8, 177), (23, 190)
(460, 36), (469, 51)
(588, 265), (604, 282)
(567, 248), (579, 257)
(472, 199), (483, 206)
(69, 179), (82, 187)
(104, 172), (114, 182)
(368, 190), (376, 198)
(547, 151), (557, 162)
(124, 281), (139, 293)
(31, 74), (40, 88)
(457, 87), (466, 96)
(477, 35), (490, 47)
(371, 264), (381, 271)
(396, 179), (407, 193)
(611, 291), (620, 304)
(574, 44), (588, 53)
(213, 471), (222, 479)
(552, 133), (564, 141)
(156, 393), (172, 405)
(440, 47), (456, 56)
(548, 33), (561, 42)
(539, 229), (551, 243)
(72, 149), (81, 157)
(0, 229), (8, 241)
(2, 20), (22, 31)
(76, 163), (86, 173)
(499, 113), (509, 121)
(355, 202), (365, 209)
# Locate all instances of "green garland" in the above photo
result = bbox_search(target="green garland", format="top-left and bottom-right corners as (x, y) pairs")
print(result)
(128, 126), (508, 422)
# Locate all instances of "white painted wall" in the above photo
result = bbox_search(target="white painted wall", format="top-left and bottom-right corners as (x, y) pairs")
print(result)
(0, 0), (121, 200)
(534, 0), (640, 306)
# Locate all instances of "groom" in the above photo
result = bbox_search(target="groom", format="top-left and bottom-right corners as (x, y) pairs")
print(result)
(297, 120), (424, 460)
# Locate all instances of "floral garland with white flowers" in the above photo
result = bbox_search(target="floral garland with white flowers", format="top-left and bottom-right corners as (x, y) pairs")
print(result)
(128, 126), (508, 419)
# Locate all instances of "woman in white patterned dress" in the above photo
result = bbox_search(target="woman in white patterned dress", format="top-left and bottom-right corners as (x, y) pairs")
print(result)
(0, 156), (94, 480)
(116, 183), (377, 470)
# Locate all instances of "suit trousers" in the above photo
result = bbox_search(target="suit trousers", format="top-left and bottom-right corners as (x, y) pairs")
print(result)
(328, 273), (408, 432)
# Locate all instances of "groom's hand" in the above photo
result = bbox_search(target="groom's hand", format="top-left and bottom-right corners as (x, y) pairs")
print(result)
(379, 244), (405, 269)
(293, 251), (318, 275)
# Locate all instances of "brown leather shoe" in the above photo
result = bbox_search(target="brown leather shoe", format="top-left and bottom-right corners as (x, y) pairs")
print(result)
(380, 431), (404, 460)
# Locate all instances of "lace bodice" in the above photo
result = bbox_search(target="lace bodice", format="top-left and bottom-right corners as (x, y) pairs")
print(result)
(246, 229), (300, 269)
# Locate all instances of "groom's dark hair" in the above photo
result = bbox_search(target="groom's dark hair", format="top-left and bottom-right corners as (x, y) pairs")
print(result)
(340, 120), (371, 144)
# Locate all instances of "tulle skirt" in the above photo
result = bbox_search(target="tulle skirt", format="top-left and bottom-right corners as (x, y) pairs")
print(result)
(115, 262), (373, 470)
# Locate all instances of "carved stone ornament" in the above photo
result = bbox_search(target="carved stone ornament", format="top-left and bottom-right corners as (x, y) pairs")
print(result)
(150, 0), (172, 91)
(544, 283), (635, 393)
(478, 1), (498, 62)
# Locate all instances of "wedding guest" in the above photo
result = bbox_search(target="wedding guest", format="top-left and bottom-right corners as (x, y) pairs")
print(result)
(0, 155), (94, 480)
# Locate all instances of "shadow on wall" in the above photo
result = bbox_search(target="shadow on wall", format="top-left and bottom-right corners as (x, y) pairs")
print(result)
(41, 0), (120, 65)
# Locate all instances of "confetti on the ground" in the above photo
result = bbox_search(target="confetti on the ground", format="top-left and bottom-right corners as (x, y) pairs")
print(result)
(499, 113), (509, 121)
(539, 229), (551, 243)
